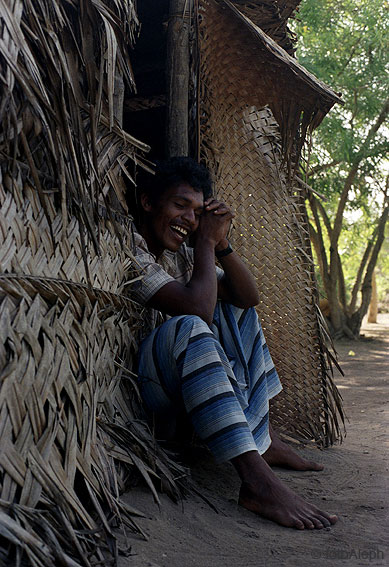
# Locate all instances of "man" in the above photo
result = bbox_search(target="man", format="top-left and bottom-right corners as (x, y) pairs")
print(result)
(130, 157), (337, 530)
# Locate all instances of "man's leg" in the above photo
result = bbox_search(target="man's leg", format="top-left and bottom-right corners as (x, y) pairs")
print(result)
(263, 424), (324, 470)
(138, 312), (337, 529)
(138, 314), (259, 462)
(212, 303), (324, 471)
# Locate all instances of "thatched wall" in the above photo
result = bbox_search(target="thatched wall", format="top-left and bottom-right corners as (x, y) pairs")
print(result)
(197, 0), (344, 443)
(0, 1), (185, 564)
(228, 0), (300, 54)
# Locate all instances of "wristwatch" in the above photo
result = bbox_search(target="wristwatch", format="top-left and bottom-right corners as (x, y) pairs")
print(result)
(215, 242), (233, 259)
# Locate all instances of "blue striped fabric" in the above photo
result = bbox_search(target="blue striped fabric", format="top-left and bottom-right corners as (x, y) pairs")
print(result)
(138, 303), (282, 462)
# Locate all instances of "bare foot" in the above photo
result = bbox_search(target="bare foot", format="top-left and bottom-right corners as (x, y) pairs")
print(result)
(232, 451), (337, 530)
(239, 477), (337, 530)
(263, 426), (324, 471)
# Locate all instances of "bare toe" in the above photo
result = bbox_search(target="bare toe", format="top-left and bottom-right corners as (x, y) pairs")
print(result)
(293, 518), (305, 530)
(310, 516), (326, 529)
(315, 514), (332, 528)
(308, 461), (324, 471)
(302, 516), (316, 529)
(319, 509), (338, 525)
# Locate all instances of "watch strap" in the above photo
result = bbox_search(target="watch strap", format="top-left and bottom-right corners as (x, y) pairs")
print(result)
(215, 243), (233, 259)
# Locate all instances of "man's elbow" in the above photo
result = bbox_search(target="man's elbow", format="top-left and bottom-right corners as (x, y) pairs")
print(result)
(193, 308), (214, 326)
(235, 290), (260, 309)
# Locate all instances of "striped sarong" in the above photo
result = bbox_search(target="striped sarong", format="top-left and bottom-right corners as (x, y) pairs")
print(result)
(138, 302), (282, 462)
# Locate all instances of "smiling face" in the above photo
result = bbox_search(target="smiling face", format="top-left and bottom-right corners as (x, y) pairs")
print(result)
(140, 183), (204, 258)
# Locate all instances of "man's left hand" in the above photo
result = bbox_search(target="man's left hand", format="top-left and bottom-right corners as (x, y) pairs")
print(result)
(204, 198), (235, 248)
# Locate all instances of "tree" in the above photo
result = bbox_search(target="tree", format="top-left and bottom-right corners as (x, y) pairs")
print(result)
(294, 0), (389, 338)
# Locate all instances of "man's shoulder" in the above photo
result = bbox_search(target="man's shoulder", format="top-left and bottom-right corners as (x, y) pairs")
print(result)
(131, 222), (154, 258)
(130, 221), (191, 279)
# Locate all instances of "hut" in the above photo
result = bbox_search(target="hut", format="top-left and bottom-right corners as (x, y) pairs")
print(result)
(0, 0), (344, 564)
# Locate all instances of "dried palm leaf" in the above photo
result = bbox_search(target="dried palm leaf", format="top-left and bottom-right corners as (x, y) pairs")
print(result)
(0, 0), (188, 565)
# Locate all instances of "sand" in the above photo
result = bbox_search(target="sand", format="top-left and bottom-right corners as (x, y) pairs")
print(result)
(118, 314), (389, 567)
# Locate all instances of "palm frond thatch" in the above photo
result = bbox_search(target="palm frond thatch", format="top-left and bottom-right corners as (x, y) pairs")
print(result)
(0, 1), (185, 564)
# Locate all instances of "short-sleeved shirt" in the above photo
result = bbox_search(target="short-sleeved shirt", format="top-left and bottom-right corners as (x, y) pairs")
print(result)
(128, 225), (224, 335)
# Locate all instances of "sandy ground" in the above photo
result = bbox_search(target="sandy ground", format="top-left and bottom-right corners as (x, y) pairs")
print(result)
(118, 314), (389, 567)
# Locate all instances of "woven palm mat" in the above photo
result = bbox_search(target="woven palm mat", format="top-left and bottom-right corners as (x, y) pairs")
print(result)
(0, 0), (191, 562)
(0, 183), (189, 566)
(198, 0), (344, 445)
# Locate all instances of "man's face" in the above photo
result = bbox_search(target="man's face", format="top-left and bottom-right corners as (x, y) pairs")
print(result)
(141, 183), (204, 257)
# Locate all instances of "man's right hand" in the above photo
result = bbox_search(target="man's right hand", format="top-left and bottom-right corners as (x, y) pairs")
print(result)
(196, 198), (235, 249)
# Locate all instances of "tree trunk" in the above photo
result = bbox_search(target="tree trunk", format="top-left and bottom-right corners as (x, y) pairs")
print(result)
(367, 270), (378, 323)
(166, 0), (192, 157)
(349, 199), (388, 336)
(307, 101), (389, 339)
(348, 234), (375, 314)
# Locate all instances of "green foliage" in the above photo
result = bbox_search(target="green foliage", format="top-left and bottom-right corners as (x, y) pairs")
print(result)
(295, 0), (389, 172)
(294, 0), (389, 308)
(292, 0), (389, 328)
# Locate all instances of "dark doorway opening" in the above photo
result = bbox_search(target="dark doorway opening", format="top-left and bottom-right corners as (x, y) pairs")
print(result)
(124, 1), (169, 161)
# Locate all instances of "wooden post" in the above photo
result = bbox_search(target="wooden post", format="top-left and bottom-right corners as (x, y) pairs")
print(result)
(166, 0), (192, 157)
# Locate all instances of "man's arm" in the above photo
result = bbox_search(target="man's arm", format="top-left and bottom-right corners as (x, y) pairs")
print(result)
(145, 234), (218, 325)
(203, 198), (259, 308)
(216, 237), (260, 308)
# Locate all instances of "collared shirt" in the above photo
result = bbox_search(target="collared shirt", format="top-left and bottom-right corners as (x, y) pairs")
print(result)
(126, 224), (224, 336)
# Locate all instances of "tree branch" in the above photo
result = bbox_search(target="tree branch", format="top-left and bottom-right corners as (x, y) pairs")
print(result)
(315, 197), (333, 240)
(331, 96), (389, 248)
(308, 159), (341, 176)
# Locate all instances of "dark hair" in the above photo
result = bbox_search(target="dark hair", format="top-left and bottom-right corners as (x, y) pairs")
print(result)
(144, 157), (213, 204)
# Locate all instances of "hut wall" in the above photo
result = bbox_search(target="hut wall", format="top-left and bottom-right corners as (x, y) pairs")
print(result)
(0, 180), (186, 563)
(198, 0), (343, 444)
(0, 1), (184, 564)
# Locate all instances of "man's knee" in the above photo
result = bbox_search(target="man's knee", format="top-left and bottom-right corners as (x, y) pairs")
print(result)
(157, 313), (209, 330)
(172, 314), (212, 338)
(139, 314), (212, 370)
(179, 314), (209, 327)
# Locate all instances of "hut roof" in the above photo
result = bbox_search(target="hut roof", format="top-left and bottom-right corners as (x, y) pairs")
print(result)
(230, 0), (300, 54)
(197, 0), (344, 168)
(222, 0), (343, 121)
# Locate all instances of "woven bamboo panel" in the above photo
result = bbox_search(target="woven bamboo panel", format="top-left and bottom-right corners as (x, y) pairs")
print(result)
(199, 0), (344, 445)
